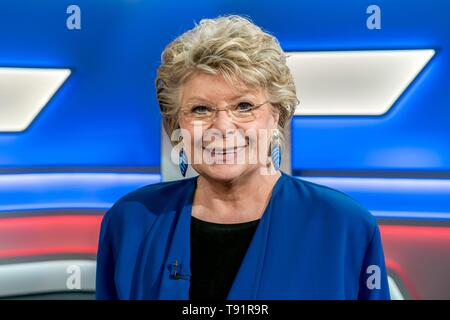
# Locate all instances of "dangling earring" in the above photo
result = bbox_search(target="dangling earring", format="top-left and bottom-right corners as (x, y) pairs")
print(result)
(178, 136), (188, 177)
(271, 129), (281, 171)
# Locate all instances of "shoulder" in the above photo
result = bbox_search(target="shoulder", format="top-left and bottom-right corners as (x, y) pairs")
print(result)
(281, 173), (378, 240)
(100, 177), (197, 238)
(118, 176), (196, 211)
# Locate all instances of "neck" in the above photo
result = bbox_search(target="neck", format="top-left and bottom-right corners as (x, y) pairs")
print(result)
(192, 169), (281, 224)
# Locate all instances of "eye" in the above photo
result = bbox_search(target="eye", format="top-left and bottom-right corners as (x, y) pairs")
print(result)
(191, 105), (212, 114)
(235, 102), (255, 112)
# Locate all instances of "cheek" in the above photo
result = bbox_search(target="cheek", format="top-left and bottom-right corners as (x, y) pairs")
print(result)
(241, 122), (273, 159)
(257, 108), (278, 130)
(245, 115), (277, 142)
(179, 125), (206, 160)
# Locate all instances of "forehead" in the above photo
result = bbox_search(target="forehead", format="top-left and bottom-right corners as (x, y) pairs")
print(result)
(180, 72), (263, 103)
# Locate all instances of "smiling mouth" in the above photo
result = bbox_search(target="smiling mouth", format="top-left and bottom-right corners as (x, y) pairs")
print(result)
(203, 144), (248, 156)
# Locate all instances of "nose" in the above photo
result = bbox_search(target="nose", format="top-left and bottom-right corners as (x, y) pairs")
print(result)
(210, 108), (237, 134)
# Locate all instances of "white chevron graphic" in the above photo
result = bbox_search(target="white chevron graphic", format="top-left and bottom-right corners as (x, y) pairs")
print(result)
(0, 67), (71, 131)
(286, 49), (435, 116)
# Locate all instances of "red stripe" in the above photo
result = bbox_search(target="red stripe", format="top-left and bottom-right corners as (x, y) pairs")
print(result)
(0, 215), (102, 259)
(379, 225), (450, 299)
(1, 215), (450, 299)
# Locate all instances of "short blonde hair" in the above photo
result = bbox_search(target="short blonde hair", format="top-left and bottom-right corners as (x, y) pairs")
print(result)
(155, 14), (299, 146)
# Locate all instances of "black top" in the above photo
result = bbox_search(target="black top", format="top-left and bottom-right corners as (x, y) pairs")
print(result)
(189, 215), (260, 300)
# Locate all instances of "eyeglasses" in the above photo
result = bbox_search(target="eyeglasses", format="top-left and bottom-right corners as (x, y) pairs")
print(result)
(180, 100), (270, 124)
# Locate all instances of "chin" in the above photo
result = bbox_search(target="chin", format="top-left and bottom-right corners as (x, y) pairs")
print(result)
(193, 164), (254, 183)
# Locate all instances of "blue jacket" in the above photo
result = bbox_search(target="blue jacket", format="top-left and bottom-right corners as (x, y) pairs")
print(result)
(95, 171), (390, 300)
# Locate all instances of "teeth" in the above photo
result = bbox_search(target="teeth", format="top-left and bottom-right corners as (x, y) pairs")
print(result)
(214, 150), (234, 155)
(204, 145), (246, 155)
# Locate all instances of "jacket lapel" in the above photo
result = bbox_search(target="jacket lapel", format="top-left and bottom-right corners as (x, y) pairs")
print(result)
(156, 179), (196, 299)
(227, 173), (285, 299)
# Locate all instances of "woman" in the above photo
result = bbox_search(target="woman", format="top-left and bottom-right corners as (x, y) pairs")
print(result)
(96, 15), (390, 300)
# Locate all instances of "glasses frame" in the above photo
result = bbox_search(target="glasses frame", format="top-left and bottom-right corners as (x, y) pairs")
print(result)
(180, 100), (271, 124)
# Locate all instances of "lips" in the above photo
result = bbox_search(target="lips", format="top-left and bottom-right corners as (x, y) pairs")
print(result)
(203, 144), (248, 157)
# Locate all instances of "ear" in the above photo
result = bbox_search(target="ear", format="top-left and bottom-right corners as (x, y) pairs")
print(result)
(272, 109), (280, 130)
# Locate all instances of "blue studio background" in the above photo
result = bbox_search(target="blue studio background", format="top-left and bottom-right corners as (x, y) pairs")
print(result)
(0, 0), (449, 173)
(0, 0), (449, 299)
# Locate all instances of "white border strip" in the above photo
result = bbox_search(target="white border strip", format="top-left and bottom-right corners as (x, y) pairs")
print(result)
(0, 260), (95, 297)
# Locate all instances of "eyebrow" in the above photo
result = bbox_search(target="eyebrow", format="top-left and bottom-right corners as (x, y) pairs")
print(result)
(184, 93), (257, 103)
